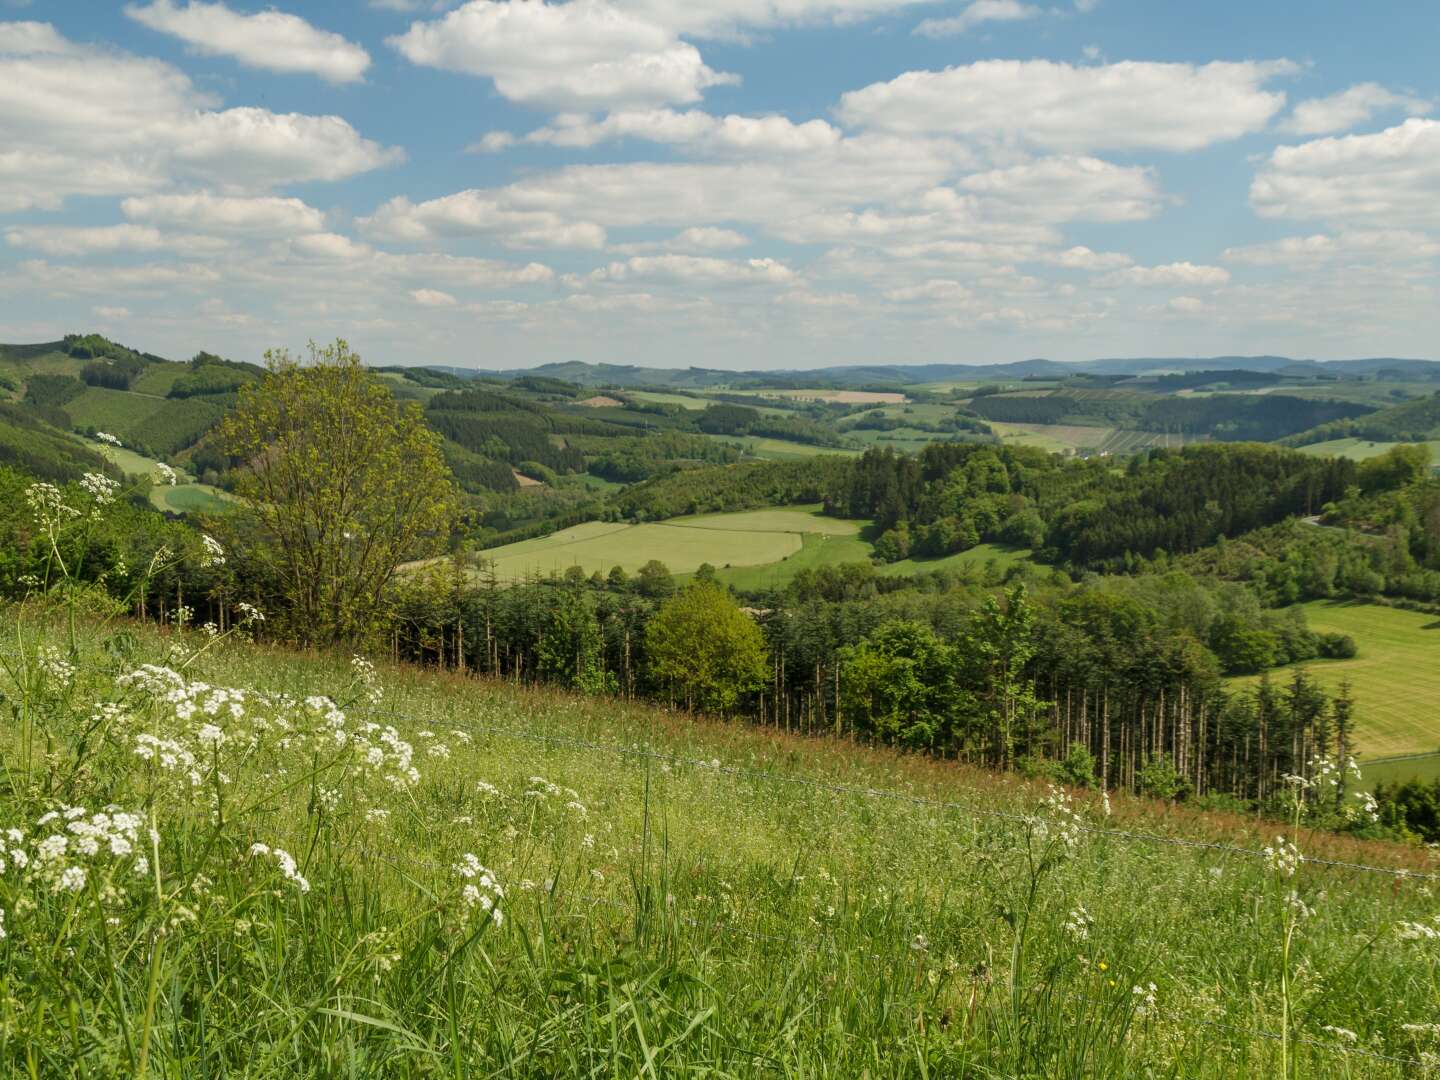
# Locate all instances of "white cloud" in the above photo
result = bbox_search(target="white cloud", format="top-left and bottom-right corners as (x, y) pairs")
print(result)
(93, 305), (132, 320)
(124, 1), (371, 84)
(361, 192), (607, 249)
(289, 233), (375, 260)
(0, 20), (73, 54)
(837, 59), (1295, 151)
(388, 1), (737, 109)
(953, 156), (1165, 222)
(4, 223), (226, 257)
(1223, 230), (1440, 266)
(914, 0), (1038, 39)
(1166, 295), (1209, 314)
(411, 287), (458, 306)
(1281, 82), (1430, 136)
(1043, 245), (1133, 271)
(122, 193), (328, 235)
(519, 109), (842, 154)
(590, 254), (796, 285)
(884, 279), (973, 302)
(673, 226), (750, 250)
(1251, 118), (1440, 226)
(0, 24), (400, 211)
(1103, 262), (1230, 287)
(623, 0), (937, 38)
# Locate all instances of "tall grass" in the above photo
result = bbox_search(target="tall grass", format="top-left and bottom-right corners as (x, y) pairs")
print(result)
(1, 610), (1439, 1076)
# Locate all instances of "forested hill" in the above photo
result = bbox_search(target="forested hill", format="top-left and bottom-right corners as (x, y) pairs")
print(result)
(1284, 390), (1440, 446)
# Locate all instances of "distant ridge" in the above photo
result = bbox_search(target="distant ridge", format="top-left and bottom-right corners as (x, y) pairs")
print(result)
(424, 355), (1440, 389)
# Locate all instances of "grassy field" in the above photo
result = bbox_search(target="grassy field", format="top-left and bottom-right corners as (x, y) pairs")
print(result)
(1232, 601), (1440, 760)
(63, 385), (167, 432)
(720, 435), (862, 460)
(877, 542), (1035, 578)
(3, 610), (1436, 1075)
(1296, 438), (1440, 463)
(74, 435), (235, 515)
(480, 508), (869, 582)
(625, 390), (709, 410)
(989, 421), (1114, 453)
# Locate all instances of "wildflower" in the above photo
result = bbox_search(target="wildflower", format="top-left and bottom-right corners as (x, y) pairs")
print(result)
(1284, 890), (1315, 919)
(199, 534), (225, 567)
(237, 602), (265, 625)
(249, 843), (310, 894)
(1131, 982), (1158, 1017)
(154, 463), (178, 486)
(475, 780), (500, 797)
(1262, 836), (1301, 878)
(911, 933), (929, 953)
(1322, 1026), (1358, 1044)
(1064, 904), (1094, 942)
(25, 482), (79, 525)
(365, 808), (390, 823)
(57, 866), (87, 893)
(1397, 920), (1440, 942)
(80, 472), (119, 507)
(454, 854), (504, 926)
(96, 431), (122, 447)
(36, 646), (75, 686)
(196, 724), (226, 749)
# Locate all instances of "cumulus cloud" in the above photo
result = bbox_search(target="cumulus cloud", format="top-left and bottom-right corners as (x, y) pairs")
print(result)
(388, 1), (737, 109)
(589, 254), (796, 285)
(837, 59), (1295, 151)
(672, 227), (750, 250)
(1103, 262), (1230, 287)
(914, 0), (1039, 39)
(411, 287), (458, 306)
(1223, 230), (1440, 266)
(121, 193), (328, 235)
(517, 109), (842, 154)
(4, 223), (226, 257)
(124, 1), (371, 84)
(0, 24), (400, 211)
(1280, 82), (1430, 136)
(1251, 118), (1440, 226)
(953, 156), (1165, 222)
(361, 192), (608, 249)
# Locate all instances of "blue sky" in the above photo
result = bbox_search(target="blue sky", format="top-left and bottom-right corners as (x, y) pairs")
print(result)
(1, 1), (1437, 370)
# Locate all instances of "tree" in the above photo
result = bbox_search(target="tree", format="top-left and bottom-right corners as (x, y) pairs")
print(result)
(646, 581), (768, 712)
(635, 559), (675, 599)
(218, 340), (457, 645)
(838, 620), (963, 751)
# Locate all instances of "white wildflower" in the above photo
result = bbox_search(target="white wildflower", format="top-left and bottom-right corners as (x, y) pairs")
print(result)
(154, 463), (178, 486)
(95, 431), (122, 447)
(199, 535), (225, 568)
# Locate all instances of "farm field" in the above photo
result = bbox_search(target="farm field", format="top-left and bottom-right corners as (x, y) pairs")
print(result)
(720, 434), (862, 460)
(625, 390), (708, 410)
(4, 613), (1436, 1075)
(75, 435), (234, 514)
(1296, 438), (1440, 463)
(988, 421), (1114, 453)
(477, 514), (820, 580)
(63, 385), (166, 432)
(1231, 600), (1440, 760)
(877, 542), (1035, 578)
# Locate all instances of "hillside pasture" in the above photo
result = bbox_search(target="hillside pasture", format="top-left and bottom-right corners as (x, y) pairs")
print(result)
(4, 614), (1437, 1074)
(63, 385), (165, 432)
(1231, 600), (1440, 760)
(1296, 438), (1440, 463)
(988, 421), (1114, 453)
(476, 508), (865, 583)
(877, 542), (1036, 578)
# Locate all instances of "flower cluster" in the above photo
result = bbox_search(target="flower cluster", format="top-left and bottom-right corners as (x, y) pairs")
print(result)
(1397, 917), (1440, 942)
(1262, 836), (1301, 878)
(154, 463), (178, 486)
(1038, 785), (1085, 852)
(1131, 981), (1158, 1017)
(350, 655), (382, 705)
(1064, 904), (1094, 942)
(454, 854), (504, 926)
(95, 431), (122, 447)
(80, 473), (119, 508)
(36, 645), (76, 687)
(25, 482), (79, 526)
(199, 535), (226, 568)
(249, 843), (310, 894)
(3, 806), (149, 897)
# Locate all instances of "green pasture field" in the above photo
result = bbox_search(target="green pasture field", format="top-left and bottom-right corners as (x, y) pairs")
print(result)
(1296, 438), (1440, 463)
(988, 421), (1114, 453)
(877, 542), (1036, 578)
(129, 364), (187, 397)
(62, 385), (166, 432)
(75, 435), (234, 515)
(1231, 600), (1440, 760)
(720, 435), (862, 460)
(626, 390), (710, 410)
(3, 611), (1436, 1074)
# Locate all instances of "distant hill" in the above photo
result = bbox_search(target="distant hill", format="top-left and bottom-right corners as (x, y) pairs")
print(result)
(434, 356), (1440, 389)
(1284, 390), (1440, 446)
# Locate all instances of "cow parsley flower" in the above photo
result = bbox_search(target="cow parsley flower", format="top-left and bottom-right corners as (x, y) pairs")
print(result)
(154, 463), (178, 486)
(95, 431), (122, 447)
(199, 535), (225, 567)
(249, 843), (310, 894)
(454, 854), (504, 926)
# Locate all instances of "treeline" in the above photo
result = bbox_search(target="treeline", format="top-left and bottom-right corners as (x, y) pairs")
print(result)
(1284, 391), (1440, 446)
(378, 554), (1363, 810)
(966, 390), (1374, 441)
(824, 443), (1357, 571)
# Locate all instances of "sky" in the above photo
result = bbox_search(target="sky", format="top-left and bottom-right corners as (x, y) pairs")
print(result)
(0, 1), (1437, 371)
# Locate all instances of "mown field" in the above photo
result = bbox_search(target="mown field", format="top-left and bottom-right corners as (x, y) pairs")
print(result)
(477, 509), (853, 581)
(4, 611), (1437, 1075)
(1231, 600), (1440, 761)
